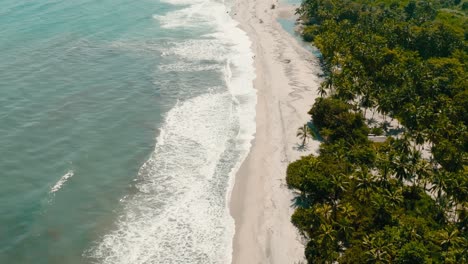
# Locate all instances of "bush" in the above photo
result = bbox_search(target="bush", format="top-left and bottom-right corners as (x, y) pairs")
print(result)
(370, 127), (384, 136)
(309, 98), (369, 143)
(286, 156), (312, 190)
(302, 25), (320, 42)
(396, 242), (429, 264)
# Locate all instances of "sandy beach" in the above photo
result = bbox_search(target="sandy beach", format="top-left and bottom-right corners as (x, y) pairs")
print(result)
(229, 0), (322, 263)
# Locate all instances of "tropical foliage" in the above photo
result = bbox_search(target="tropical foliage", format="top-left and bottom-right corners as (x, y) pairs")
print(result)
(287, 0), (467, 262)
(297, 124), (314, 147)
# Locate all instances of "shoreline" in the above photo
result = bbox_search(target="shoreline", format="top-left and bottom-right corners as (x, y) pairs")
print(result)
(229, 0), (322, 263)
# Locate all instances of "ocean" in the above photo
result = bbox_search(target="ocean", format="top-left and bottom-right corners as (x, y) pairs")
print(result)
(0, 0), (256, 263)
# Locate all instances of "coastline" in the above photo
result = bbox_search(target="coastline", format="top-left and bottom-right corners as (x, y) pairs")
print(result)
(229, 0), (322, 263)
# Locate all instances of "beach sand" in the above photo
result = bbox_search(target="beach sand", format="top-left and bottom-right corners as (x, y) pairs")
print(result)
(229, 0), (322, 263)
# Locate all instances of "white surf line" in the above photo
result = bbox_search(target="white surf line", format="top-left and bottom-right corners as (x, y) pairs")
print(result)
(50, 170), (74, 194)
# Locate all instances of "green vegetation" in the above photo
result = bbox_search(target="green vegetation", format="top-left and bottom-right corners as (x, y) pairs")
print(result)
(287, 0), (467, 262)
(297, 124), (314, 148)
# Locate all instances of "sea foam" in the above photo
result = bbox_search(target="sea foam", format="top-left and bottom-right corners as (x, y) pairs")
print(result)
(50, 170), (74, 194)
(86, 0), (256, 262)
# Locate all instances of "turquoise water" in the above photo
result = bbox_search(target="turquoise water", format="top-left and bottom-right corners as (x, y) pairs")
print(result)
(0, 0), (255, 263)
(277, 17), (322, 57)
(281, 0), (302, 5)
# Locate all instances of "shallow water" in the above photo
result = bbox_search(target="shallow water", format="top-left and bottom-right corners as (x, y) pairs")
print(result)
(0, 0), (255, 263)
(277, 17), (322, 57)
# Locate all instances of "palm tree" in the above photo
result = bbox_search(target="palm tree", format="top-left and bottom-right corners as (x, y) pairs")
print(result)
(413, 154), (431, 187)
(390, 136), (416, 184)
(392, 155), (410, 184)
(339, 203), (357, 220)
(315, 204), (334, 224)
(316, 223), (340, 262)
(297, 124), (309, 147)
(352, 167), (377, 201)
(360, 94), (375, 117)
(317, 223), (337, 245)
(330, 173), (349, 220)
(383, 188), (403, 208)
(363, 235), (392, 264)
(336, 220), (355, 245)
(376, 151), (391, 186)
(318, 82), (328, 97)
(371, 194), (393, 227)
(437, 228), (463, 252)
(448, 177), (468, 209)
(366, 248), (391, 264)
(430, 171), (450, 200)
(297, 124), (314, 147)
(336, 203), (356, 243)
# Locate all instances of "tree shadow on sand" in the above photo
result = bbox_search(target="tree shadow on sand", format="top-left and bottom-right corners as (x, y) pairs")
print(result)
(290, 191), (312, 209)
(294, 121), (322, 152)
(293, 143), (311, 152)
